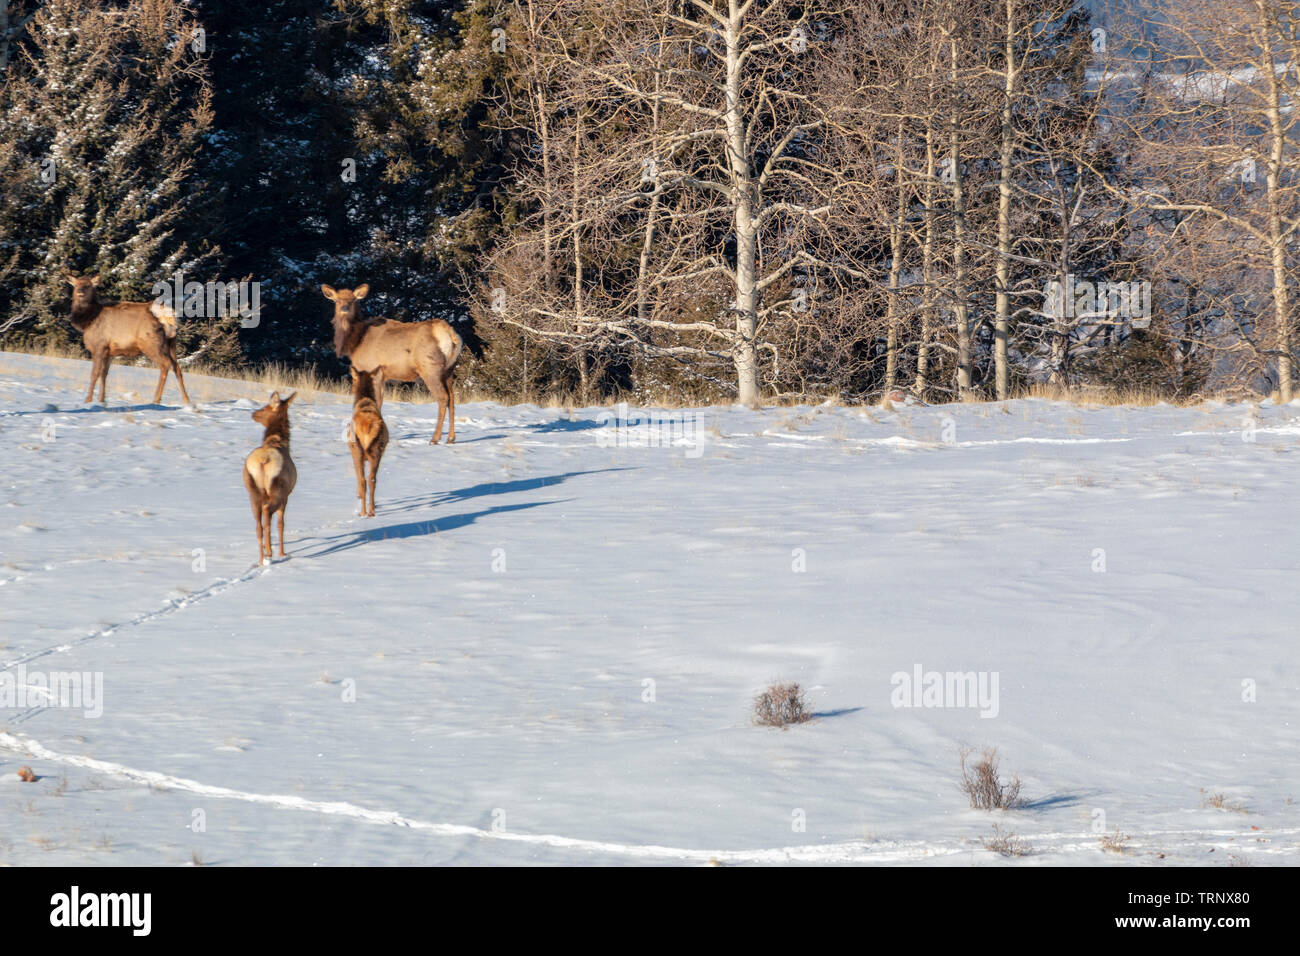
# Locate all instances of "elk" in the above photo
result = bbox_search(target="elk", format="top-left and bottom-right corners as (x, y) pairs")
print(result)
(242, 391), (298, 565)
(322, 283), (461, 443)
(347, 367), (389, 517)
(65, 274), (191, 407)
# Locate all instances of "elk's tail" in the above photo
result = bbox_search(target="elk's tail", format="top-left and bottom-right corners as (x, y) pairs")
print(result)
(244, 447), (284, 495)
(431, 322), (462, 369)
(150, 301), (179, 339)
(351, 402), (384, 452)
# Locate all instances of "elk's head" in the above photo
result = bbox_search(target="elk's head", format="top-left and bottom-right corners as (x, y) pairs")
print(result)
(321, 283), (370, 356)
(252, 391), (296, 430)
(65, 274), (101, 310)
(350, 366), (385, 403)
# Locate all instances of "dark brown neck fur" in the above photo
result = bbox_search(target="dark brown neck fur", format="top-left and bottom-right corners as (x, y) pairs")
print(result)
(261, 418), (291, 451)
(334, 309), (376, 358)
(352, 379), (379, 407)
(69, 298), (103, 332)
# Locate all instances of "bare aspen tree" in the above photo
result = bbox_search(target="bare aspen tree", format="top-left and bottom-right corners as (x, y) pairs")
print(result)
(983, 0), (1093, 398)
(488, 0), (862, 404)
(991, 0), (1021, 399)
(811, 1), (929, 397)
(945, 5), (975, 399)
(477, 0), (1294, 403)
(1113, 0), (1300, 400)
(916, 31), (944, 396)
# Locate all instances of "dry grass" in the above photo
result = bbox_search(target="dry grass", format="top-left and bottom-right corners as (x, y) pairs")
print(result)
(190, 361), (452, 404)
(1200, 789), (1248, 813)
(959, 746), (1023, 810)
(1099, 828), (1130, 853)
(2, 342), (1281, 409)
(981, 824), (1032, 857)
(1013, 382), (1276, 407)
(752, 682), (811, 728)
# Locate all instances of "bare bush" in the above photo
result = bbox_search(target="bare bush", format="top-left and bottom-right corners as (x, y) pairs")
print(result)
(981, 824), (1032, 857)
(1100, 828), (1130, 853)
(959, 746), (1023, 809)
(1200, 789), (1247, 813)
(752, 682), (810, 728)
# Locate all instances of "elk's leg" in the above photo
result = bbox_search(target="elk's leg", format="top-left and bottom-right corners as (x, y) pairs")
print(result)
(367, 452), (381, 517)
(349, 436), (365, 503)
(445, 372), (456, 444)
(261, 504), (273, 564)
(277, 505), (287, 557)
(253, 498), (266, 565)
(151, 359), (169, 405)
(99, 356), (112, 403)
(85, 353), (103, 403)
(138, 340), (169, 405)
(431, 404), (446, 444)
(422, 365), (448, 444)
(168, 341), (191, 406)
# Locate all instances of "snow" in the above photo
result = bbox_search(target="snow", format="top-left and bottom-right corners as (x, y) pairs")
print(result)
(1, 351), (1297, 866)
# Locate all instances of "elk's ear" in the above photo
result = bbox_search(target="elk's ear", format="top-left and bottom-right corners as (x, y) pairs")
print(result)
(90, 275), (101, 287)
(373, 368), (385, 393)
(353, 283), (369, 299)
(349, 366), (359, 381)
(64, 273), (78, 285)
(281, 391), (297, 405)
(268, 391), (281, 405)
(321, 284), (337, 300)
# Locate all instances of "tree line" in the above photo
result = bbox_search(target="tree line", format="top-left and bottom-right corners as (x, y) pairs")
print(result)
(3, 0), (1299, 406)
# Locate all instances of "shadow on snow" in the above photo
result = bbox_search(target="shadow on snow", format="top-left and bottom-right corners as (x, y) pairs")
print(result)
(379, 467), (632, 516)
(296, 500), (568, 559)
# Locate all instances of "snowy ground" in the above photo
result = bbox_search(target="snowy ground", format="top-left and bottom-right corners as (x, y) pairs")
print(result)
(1, 350), (1296, 866)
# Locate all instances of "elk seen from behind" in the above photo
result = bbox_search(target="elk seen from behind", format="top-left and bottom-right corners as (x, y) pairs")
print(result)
(242, 391), (298, 565)
(347, 367), (389, 517)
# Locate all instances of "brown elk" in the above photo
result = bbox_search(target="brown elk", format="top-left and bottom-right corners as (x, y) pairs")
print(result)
(242, 391), (298, 565)
(321, 283), (461, 444)
(65, 274), (192, 407)
(347, 367), (389, 517)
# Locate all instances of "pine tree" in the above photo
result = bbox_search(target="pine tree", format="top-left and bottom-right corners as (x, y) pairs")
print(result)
(0, 0), (223, 360)
(184, 0), (509, 368)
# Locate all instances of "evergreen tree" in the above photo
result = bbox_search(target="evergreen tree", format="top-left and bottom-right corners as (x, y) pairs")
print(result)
(0, 0), (223, 359)
(186, 0), (508, 368)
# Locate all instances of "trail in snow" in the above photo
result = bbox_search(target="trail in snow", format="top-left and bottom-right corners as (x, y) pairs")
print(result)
(1, 732), (1290, 865)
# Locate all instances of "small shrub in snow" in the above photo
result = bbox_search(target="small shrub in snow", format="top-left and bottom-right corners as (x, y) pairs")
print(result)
(753, 682), (810, 727)
(1200, 789), (1246, 812)
(1099, 828), (1129, 853)
(982, 824), (1031, 857)
(959, 746), (1022, 810)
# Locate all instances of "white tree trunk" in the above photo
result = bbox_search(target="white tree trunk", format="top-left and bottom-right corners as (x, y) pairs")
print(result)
(993, 0), (1018, 401)
(727, 3), (760, 406)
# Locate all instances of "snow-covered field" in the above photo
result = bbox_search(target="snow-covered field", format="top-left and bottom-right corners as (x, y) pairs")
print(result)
(1, 351), (1296, 866)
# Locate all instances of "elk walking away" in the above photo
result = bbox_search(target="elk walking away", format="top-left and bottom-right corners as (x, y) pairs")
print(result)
(348, 367), (389, 517)
(242, 391), (298, 565)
